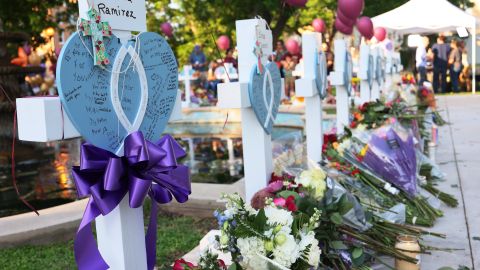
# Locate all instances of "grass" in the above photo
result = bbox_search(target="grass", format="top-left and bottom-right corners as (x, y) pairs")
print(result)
(0, 212), (216, 270)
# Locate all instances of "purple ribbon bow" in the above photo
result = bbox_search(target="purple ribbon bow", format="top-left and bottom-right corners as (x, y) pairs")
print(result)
(72, 131), (190, 270)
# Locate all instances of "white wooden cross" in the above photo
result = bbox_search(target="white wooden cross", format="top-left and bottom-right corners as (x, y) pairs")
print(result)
(178, 65), (193, 108)
(385, 49), (394, 91)
(370, 46), (381, 101)
(330, 38), (351, 134)
(217, 18), (274, 202)
(295, 32), (324, 163)
(15, 1), (183, 269)
(358, 43), (372, 104)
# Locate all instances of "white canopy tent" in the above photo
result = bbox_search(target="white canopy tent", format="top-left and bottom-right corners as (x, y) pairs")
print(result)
(372, 0), (478, 93)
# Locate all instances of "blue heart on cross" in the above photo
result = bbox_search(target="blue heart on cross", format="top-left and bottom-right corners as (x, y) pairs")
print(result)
(368, 54), (374, 90)
(248, 62), (281, 135)
(56, 31), (178, 154)
(344, 51), (353, 96)
(314, 48), (328, 99)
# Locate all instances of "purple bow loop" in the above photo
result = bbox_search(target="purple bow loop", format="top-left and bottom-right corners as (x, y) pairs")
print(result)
(72, 132), (191, 270)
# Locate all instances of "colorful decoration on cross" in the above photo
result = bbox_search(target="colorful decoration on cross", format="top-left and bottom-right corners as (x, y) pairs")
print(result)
(79, 8), (113, 66)
(253, 40), (264, 74)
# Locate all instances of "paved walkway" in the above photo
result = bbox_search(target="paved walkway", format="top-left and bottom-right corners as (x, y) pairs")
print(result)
(421, 95), (480, 269)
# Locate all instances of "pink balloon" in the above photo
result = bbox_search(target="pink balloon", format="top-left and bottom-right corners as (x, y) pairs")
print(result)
(356, 16), (374, 39)
(374, 27), (387, 42)
(335, 18), (353, 35)
(338, 0), (364, 19)
(336, 8), (356, 27)
(285, 39), (300, 54)
(312, 18), (326, 33)
(216, 35), (230, 50)
(285, 0), (308, 7)
(161, 22), (173, 37)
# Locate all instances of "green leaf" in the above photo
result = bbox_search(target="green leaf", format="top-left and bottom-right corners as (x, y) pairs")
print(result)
(338, 194), (354, 215)
(352, 247), (363, 259)
(352, 252), (366, 267)
(277, 190), (300, 200)
(330, 240), (348, 250)
(330, 212), (343, 225)
(437, 267), (455, 270)
(254, 209), (267, 232)
(227, 262), (238, 270)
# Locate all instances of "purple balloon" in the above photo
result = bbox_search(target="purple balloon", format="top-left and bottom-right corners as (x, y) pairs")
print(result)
(336, 8), (356, 27)
(161, 22), (173, 37)
(338, 0), (364, 19)
(216, 35), (230, 51)
(22, 43), (32, 56)
(285, 0), (308, 7)
(356, 16), (374, 39)
(335, 18), (353, 35)
(312, 18), (326, 33)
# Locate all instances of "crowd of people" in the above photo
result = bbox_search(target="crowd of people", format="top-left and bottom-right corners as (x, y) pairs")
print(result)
(415, 34), (471, 93)
(185, 39), (316, 106)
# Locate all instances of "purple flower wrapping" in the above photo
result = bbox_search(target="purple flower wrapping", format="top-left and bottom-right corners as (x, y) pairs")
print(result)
(362, 126), (417, 196)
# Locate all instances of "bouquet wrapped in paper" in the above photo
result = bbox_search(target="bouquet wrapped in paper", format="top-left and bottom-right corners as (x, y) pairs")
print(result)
(358, 124), (418, 196)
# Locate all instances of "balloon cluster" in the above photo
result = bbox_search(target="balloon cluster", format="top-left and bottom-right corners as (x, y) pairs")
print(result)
(334, 0), (387, 41)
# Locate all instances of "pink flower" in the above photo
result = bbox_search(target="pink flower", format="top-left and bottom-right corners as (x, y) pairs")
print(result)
(267, 180), (284, 193)
(273, 197), (287, 207)
(273, 196), (298, 212)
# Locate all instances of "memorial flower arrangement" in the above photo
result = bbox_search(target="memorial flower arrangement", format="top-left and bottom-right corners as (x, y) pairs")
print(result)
(246, 168), (441, 269)
(213, 192), (322, 270)
(322, 122), (458, 226)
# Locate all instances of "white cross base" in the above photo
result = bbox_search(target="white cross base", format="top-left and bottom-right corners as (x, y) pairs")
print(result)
(295, 32), (324, 163)
(371, 47), (381, 101)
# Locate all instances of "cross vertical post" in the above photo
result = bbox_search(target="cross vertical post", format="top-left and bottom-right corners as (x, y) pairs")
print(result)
(180, 65), (192, 108)
(295, 32), (324, 163)
(359, 43), (371, 104)
(371, 47), (381, 101)
(217, 18), (274, 202)
(330, 39), (351, 134)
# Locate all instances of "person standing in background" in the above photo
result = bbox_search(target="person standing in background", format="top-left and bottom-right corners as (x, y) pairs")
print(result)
(282, 54), (296, 99)
(223, 48), (237, 69)
(431, 35), (450, 93)
(449, 39), (462, 93)
(416, 36), (429, 86)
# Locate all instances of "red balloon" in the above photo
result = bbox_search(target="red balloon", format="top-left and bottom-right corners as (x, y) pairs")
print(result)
(312, 18), (326, 33)
(356, 16), (374, 39)
(216, 35), (230, 50)
(285, 0), (308, 7)
(336, 8), (356, 27)
(285, 39), (300, 54)
(374, 27), (387, 42)
(161, 22), (173, 37)
(338, 0), (364, 19)
(335, 18), (353, 35)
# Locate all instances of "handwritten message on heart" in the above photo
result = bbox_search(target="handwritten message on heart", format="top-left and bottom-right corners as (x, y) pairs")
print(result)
(248, 62), (281, 135)
(56, 31), (178, 154)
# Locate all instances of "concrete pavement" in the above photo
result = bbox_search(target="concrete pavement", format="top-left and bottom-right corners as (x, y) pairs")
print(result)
(421, 95), (480, 269)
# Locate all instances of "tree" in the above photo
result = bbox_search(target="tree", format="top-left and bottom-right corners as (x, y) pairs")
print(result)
(147, 0), (473, 65)
(0, 0), (77, 46)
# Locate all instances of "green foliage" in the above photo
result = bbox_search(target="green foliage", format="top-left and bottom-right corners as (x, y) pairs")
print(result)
(0, 215), (215, 270)
(0, 0), (78, 46)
